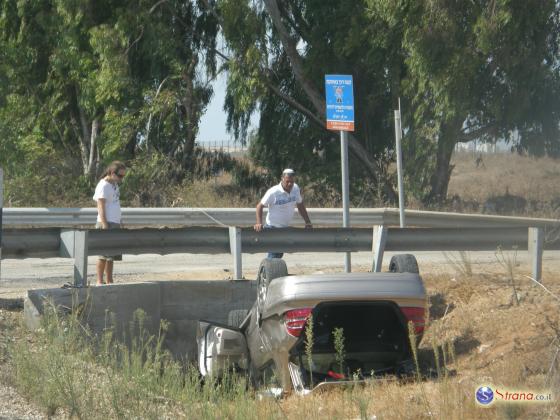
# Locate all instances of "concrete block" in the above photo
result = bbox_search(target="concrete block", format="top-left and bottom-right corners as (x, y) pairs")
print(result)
(24, 283), (162, 340)
(23, 280), (257, 362)
(159, 280), (256, 359)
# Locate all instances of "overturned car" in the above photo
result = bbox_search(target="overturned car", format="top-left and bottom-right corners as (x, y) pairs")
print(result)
(197, 254), (426, 394)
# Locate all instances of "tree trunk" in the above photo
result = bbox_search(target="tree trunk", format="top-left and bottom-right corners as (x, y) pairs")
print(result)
(427, 120), (462, 203)
(74, 86), (99, 179)
(87, 118), (100, 178)
(263, 0), (324, 113)
(181, 59), (198, 170)
(77, 102), (91, 176)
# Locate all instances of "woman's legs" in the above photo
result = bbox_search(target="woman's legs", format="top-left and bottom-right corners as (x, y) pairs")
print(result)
(96, 259), (106, 285)
(105, 260), (114, 284)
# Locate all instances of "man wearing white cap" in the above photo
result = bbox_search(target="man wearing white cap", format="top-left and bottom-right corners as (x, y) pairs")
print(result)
(254, 168), (312, 258)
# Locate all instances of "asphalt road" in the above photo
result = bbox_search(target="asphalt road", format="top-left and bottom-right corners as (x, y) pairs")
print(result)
(2, 250), (559, 298)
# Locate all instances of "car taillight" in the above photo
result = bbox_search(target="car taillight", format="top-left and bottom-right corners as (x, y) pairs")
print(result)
(284, 308), (313, 337)
(400, 306), (425, 334)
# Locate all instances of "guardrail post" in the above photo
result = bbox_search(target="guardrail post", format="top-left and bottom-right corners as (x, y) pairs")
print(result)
(229, 227), (243, 280)
(74, 230), (89, 287)
(60, 229), (75, 258)
(371, 225), (387, 272)
(528, 227), (543, 282)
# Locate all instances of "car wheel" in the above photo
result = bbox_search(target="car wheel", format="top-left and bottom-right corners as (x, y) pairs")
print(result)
(228, 309), (249, 328)
(388, 254), (419, 274)
(257, 259), (288, 324)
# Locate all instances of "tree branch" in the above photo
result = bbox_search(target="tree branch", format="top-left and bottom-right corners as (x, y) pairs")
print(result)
(263, 0), (324, 114)
(264, 80), (324, 127)
(457, 124), (498, 143)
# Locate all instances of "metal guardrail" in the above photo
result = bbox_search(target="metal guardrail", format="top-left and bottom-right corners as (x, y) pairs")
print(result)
(3, 207), (559, 228)
(4, 226), (552, 258)
(2, 226), (555, 284)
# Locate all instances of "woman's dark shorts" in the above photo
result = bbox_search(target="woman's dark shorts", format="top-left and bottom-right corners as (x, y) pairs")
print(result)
(95, 222), (122, 261)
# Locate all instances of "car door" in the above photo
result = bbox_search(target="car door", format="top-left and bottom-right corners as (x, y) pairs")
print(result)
(197, 320), (249, 377)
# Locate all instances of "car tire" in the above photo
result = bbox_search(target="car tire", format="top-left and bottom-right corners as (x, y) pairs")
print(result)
(259, 258), (288, 282)
(388, 254), (419, 274)
(257, 259), (288, 324)
(228, 309), (249, 328)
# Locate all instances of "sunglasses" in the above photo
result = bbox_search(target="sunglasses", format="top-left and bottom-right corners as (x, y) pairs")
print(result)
(114, 172), (125, 178)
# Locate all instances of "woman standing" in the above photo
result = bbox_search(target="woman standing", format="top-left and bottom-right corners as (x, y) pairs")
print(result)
(93, 161), (126, 285)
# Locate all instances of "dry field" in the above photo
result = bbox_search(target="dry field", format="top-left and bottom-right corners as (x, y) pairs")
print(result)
(0, 257), (558, 419)
(447, 152), (560, 216)
(172, 151), (560, 214)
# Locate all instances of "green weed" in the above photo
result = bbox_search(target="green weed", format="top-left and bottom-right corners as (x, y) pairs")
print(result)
(333, 327), (346, 377)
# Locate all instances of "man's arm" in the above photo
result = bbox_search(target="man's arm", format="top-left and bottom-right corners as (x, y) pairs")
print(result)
(296, 202), (312, 228)
(254, 202), (265, 232)
(97, 198), (109, 229)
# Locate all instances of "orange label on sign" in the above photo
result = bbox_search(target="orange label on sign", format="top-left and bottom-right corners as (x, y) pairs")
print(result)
(327, 121), (355, 131)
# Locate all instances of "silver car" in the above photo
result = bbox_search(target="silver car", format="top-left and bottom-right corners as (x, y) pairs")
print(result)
(197, 254), (426, 394)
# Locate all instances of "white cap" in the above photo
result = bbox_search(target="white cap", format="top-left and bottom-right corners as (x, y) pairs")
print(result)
(282, 168), (295, 176)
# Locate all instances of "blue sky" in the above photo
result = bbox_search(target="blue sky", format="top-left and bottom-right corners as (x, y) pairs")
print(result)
(198, 72), (230, 144)
(198, 72), (260, 145)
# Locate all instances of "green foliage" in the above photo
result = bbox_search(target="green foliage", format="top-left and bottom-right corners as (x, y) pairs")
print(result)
(0, 0), (219, 180)
(220, 0), (560, 203)
(401, 135), (437, 202)
(230, 158), (275, 197)
(332, 327), (346, 376)
(9, 300), (258, 418)
(304, 315), (314, 388)
(2, 147), (92, 207)
(220, 0), (397, 195)
(370, 0), (560, 201)
(2, 0), (560, 204)
(119, 151), (179, 207)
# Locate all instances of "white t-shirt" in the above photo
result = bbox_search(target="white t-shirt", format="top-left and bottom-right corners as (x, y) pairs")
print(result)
(260, 183), (302, 227)
(93, 179), (122, 223)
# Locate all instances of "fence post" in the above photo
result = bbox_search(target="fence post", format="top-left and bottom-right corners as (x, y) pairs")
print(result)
(371, 225), (387, 272)
(229, 226), (243, 280)
(528, 227), (543, 282)
(74, 230), (89, 287)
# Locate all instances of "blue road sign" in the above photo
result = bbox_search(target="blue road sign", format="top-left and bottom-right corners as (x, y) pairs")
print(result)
(325, 74), (354, 131)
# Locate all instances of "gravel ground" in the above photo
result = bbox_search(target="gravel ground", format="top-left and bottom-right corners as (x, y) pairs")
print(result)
(0, 384), (46, 419)
(3, 250), (559, 299)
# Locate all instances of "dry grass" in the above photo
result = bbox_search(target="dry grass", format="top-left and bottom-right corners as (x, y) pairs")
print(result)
(449, 152), (560, 211)
(176, 151), (560, 214)
(5, 149), (558, 214)
(172, 173), (260, 208)
(1, 262), (558, 419)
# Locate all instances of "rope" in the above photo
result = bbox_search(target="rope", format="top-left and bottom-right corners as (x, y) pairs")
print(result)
(198, 209), (229, 228)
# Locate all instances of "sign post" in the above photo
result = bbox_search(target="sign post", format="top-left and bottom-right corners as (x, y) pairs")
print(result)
(394, 99), (406, 227)
(325, 75), (354, 273)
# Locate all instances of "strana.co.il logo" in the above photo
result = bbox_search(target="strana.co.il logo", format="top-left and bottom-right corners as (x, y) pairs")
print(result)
(476, 386), (494, 405)
(476, 384), (552, 406)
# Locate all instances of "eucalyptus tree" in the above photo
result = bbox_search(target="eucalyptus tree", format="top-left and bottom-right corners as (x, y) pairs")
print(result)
(369, 0), (560, 202)
(0, 0), (134, 178)
(0, 0), (218, 179)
